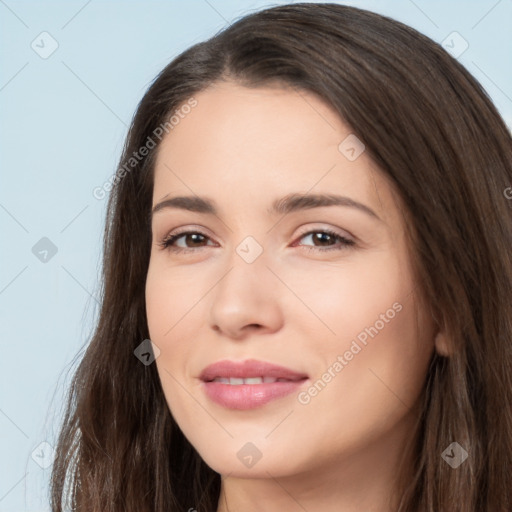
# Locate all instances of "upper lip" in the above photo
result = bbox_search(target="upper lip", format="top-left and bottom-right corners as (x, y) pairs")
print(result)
(199, 359), (308, 382)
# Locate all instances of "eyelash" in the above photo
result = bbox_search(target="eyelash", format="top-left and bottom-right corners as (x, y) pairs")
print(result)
(157, 228), (355, 253)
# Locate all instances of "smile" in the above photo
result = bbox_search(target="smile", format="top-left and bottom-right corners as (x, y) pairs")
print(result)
(209, 376), (297, 384)
(199, 359), (309, 409)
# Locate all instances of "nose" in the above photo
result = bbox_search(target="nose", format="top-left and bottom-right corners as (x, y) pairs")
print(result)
(209, 251), (284, 340)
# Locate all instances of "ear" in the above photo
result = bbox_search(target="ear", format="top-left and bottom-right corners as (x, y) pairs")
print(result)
(434, 330), (451, 357)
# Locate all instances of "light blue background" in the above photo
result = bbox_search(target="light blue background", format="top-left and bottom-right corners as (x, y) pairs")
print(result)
(1, 1), (511, 510)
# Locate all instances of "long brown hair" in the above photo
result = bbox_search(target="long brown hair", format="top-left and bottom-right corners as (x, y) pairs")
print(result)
(50, 3), (512, 511)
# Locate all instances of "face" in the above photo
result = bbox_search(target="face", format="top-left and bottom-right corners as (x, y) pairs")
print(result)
(145, 81), (437, 479)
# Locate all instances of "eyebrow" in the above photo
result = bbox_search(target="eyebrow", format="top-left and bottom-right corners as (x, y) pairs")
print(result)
(151, 193), (381, 222)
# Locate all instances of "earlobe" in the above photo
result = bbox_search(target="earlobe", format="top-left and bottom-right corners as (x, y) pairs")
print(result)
(434, 331), (451, 357)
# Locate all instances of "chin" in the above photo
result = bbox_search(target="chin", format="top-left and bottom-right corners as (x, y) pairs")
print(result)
(196, 442), (304, 478)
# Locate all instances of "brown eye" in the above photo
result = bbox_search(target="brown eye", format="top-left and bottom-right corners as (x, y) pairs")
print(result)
(295, 229), (355, 252)
(159, 231), (214, 252)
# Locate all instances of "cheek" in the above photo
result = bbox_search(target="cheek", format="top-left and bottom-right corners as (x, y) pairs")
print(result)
(296, 251), (432, 418)
(291, 296), (432, 466)
(312, 291), (432, 423)
(145, 260), (205, 381)
(349, 297), (432, 388)
(282, 250), (406, 344)
(145, 265), (199, 429)
(145, 261), (202, 340)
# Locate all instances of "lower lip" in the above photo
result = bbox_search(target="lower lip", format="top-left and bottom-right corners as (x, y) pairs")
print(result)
(202, 379), (308, 410)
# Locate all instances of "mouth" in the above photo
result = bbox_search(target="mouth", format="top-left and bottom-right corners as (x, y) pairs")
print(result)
(199, 359), (309, 410)
(199, 358), (308, 382)
(206, 376), (303, 384)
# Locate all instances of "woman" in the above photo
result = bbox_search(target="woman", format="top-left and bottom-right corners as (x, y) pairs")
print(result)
(50, 3), (512, 511)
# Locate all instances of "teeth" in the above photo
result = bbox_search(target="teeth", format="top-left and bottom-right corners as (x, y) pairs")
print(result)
(211, 376), (290, 385)
(245, 377), (264, 384)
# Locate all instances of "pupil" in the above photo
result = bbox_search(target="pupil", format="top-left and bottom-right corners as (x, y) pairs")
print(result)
(315, 233), (331, 246)
(189, 234), (204, 246)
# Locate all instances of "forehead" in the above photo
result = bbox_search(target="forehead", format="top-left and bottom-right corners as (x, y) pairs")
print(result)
(157, 81), (347, 159)
(152, 81), (401, 229)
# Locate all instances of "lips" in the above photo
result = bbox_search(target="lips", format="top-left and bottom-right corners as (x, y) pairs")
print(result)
(199, 359), (309, 410)
(199, 359), (308, 382)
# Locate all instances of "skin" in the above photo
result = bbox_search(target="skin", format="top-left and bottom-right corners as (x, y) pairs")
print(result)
(145, 81), (448, 512)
